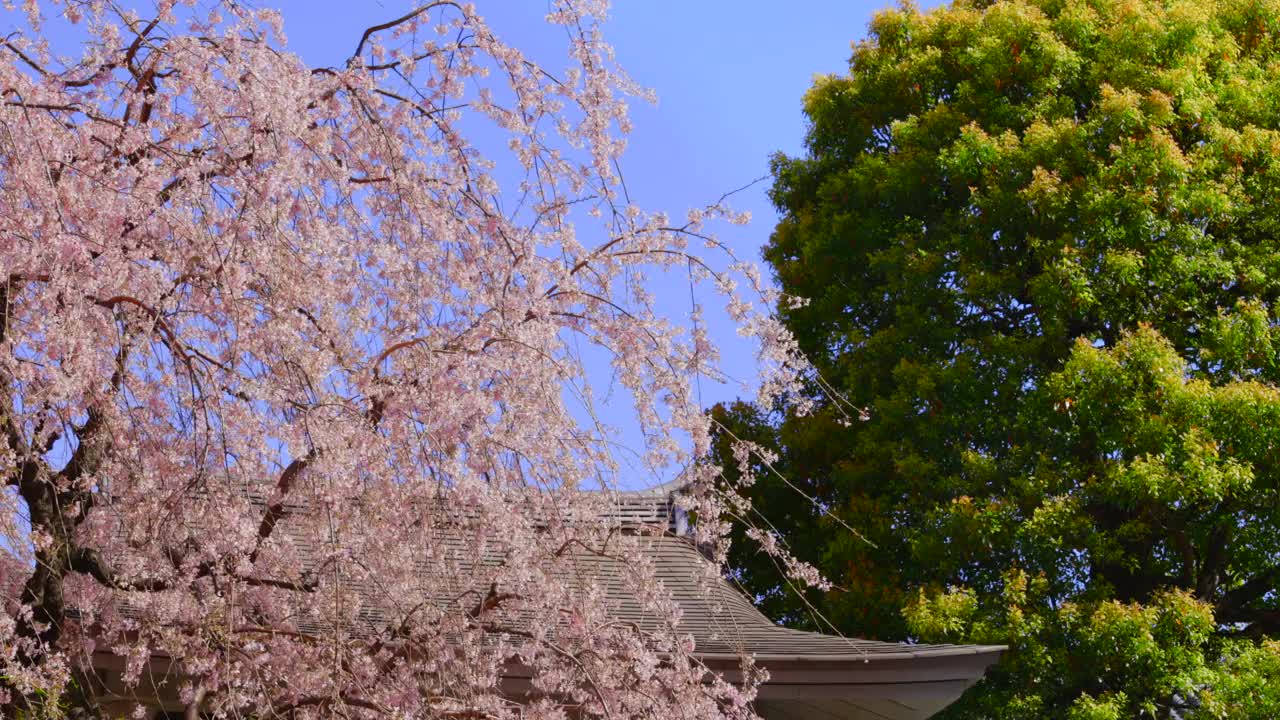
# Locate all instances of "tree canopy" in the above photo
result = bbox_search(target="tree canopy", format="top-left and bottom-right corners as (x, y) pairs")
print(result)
(0, 1), (814, 717)
(714, 0), (1280, 715)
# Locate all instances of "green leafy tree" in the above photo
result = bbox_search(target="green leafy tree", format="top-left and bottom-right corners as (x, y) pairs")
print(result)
(715, 0), (1280, 715)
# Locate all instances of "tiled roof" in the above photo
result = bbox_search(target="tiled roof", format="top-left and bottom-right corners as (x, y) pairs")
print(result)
(92, 487), (1003, 719)
(564, 533), (993, 661)
(256, 487), (998, 665)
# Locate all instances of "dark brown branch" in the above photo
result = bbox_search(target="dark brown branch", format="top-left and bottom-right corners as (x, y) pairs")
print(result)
(361, 44), (472, 72)
(1170, 526), (1196, 590)
(59, 407), (106, 487)
(467, 582), (519, 619)
(248, 452), (315, 564)
(1, 37), (48, 76)
(73, 545), (319, 594)
(370, 87), (466, 119)
(351, 2), (463, 61)
(1218, 606), (1280, 636)
(122, 17), (161, 74)
(236, 573), (320, 592)
(0, 278), (7, 348)
(1217, 565), (1280, 615)
(2, 99), (126, 127)
(153, 150), (255, 206)
(1197, 522), (1232, 600)
(70, 547), (170, 591)
(272, 692), (387, 715)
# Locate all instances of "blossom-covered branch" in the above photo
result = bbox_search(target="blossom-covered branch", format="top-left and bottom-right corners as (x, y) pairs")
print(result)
(0, 1), (824, 717)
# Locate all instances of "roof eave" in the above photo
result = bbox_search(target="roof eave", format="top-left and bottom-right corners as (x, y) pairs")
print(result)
(698, 645), (1006, 696)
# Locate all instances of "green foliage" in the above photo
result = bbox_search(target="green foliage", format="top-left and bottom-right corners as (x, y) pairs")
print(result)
(0, 676), (69, 720)
(1204, 640), (1280, 717)
(716, 0), (1280, 715)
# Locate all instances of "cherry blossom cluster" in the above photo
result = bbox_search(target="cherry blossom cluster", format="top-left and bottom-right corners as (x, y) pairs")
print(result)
(0, 1), (826, 717)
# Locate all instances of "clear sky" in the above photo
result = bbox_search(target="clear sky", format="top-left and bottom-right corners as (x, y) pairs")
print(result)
(4, 0), (944, 487)
(250, 1), (929, 485)
(258, 0), (917, 407)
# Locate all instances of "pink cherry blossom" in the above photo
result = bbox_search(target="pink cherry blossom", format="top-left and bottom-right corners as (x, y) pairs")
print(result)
(0, 2), (826, 717)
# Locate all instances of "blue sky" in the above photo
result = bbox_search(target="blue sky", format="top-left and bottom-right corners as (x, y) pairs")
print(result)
(262, 0), (915, 409)
(4, 1), (941, 488)
(253, 1), (924, 485)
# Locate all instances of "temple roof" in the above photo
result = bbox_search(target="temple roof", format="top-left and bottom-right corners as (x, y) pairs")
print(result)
(90, 486), (1003, 719)
(591, 488), (1005, 719)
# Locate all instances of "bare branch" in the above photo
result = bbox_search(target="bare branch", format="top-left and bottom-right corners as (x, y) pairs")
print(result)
(351, 2), (463, 61)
